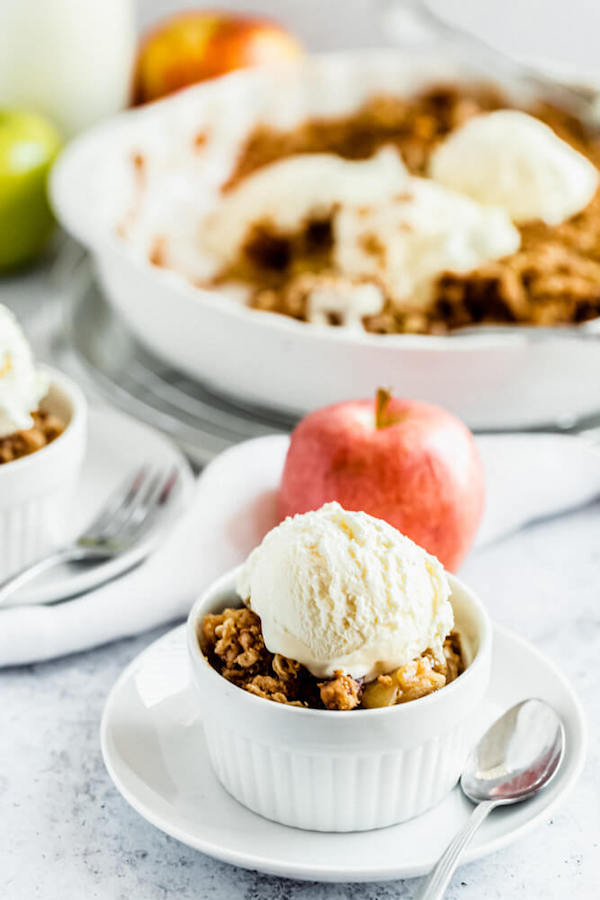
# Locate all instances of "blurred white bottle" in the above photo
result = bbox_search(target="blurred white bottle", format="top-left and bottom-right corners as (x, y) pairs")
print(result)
(0, 0), (136, 137)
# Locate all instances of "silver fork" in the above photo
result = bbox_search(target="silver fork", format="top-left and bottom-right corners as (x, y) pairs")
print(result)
(0, 466), (180, 605)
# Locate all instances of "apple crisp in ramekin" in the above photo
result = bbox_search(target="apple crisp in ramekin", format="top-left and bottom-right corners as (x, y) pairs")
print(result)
(187, 566), (491, 831)
(199, 605), (464, 710)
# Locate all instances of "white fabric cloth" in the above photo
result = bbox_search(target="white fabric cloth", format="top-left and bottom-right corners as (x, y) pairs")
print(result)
(1, 431), (598, 668)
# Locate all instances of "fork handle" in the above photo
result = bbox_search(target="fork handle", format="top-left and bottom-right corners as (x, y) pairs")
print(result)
(416, 800), (496, 900)
(0, 546), (100, 605)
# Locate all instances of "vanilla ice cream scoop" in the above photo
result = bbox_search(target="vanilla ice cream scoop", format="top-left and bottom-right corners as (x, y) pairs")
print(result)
(334, 177), (520, 309)
(236, 503), (453, 680)
(429, 109), (599, 226)
(0, 305), (48, 438)
(201, 147), (410, 264)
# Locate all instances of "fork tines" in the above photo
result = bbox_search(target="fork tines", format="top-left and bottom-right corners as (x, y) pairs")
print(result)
(81, 466), (179, 546)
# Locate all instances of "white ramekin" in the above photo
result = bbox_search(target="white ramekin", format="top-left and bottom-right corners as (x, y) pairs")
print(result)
(0, 366), (87, 580)
(187, 567), (492, 832)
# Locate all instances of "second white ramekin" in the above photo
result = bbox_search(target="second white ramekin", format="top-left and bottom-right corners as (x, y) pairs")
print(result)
(0, 366), (87, 580)
(187, 567), (492, 832)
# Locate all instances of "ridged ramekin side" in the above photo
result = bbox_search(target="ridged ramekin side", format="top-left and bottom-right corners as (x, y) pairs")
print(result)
(203, 717), (474, 832)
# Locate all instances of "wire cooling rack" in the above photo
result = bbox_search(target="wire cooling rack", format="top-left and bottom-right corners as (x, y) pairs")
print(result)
(57, 267), (297, 466)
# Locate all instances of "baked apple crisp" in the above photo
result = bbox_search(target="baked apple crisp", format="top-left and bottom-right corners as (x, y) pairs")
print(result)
(216, 87), (600, 333)
(199, 606), (464, 710)
(0, 409), (64, 464)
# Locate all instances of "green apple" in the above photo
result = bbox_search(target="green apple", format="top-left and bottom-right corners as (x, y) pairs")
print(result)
(0, 109), (62, 271)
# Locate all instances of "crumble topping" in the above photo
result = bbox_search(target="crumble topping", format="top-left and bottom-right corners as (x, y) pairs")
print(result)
(318, 671), (363, 711)
(0, 409), (64, 464)
(240, 216), (334, 280)
(225, 88), (504, 188)
(199, 606), (464, 710)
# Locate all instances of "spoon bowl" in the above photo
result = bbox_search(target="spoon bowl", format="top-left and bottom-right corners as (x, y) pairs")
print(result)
(418, 698), (565, 899)
(462, 698), (565, 805)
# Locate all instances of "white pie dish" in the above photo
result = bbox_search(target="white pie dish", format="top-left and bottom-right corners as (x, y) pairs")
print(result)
(0, 366), (87, 580)
(186, 565), (492, 832)
(50, 50), (600, 430)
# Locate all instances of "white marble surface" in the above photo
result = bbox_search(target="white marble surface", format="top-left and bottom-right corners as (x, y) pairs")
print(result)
(2, 1), (600, 894)
(1, 264), (599, 898)
(2, 500), (599, 899)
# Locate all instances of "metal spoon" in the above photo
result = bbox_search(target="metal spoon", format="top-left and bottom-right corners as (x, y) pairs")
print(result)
(417, 698), (565, 900)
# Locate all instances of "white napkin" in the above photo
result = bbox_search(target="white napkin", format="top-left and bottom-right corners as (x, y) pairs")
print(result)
(1, 432), (598, 668)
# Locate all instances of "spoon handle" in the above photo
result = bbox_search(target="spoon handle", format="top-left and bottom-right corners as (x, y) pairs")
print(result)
(416, 800), (496, 900)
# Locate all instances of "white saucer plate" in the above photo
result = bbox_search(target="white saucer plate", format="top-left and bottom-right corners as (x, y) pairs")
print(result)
(13, 405), (194, 606)
(101, 623), (586, 883)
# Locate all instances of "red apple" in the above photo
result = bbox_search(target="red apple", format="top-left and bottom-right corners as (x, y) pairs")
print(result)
(279, 389), (485, 571)
(133, 12), (304, 104)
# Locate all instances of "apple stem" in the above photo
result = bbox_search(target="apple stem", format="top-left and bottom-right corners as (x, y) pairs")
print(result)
(375, 387), (393, 429)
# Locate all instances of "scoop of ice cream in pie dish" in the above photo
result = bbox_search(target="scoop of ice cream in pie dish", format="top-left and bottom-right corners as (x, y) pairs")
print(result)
(201, 144), (522, 329)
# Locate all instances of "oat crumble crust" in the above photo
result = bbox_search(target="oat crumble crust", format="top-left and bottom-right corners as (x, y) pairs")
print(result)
(199, 606), (464, 710)
(220, 86), (600, 333)
(0, 410), (64, 464)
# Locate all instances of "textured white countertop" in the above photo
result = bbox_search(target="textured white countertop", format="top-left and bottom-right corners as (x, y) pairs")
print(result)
(2, 496), (599, 899)
(1, 264), (599, 898)
(2, 1), (600, 894)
